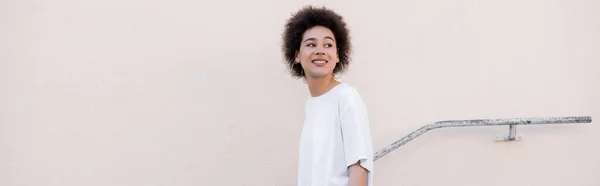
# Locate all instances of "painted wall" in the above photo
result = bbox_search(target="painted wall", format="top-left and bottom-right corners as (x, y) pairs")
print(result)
(2, 0), (598, 185)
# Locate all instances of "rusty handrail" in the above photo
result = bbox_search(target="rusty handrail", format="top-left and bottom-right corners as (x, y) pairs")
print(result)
(374, 116), (592, 161)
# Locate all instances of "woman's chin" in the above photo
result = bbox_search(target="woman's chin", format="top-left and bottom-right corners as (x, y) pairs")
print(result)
(307, 72), (333, 79)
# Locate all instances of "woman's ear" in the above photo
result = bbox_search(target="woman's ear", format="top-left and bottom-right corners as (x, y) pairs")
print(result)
(295, 51), (300, 63)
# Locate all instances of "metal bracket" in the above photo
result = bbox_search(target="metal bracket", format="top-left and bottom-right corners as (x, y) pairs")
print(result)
(495, 124), (522, 141)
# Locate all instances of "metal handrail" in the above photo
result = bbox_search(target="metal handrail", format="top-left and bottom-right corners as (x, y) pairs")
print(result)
(374, 116), (592, 161)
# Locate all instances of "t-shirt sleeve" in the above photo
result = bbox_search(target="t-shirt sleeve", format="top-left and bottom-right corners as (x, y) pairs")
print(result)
(339, 88), (374, 172)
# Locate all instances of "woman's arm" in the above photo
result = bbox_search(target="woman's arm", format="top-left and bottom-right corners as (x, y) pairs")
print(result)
(348, 160), (368, 186)
(339, 86), (373, 186)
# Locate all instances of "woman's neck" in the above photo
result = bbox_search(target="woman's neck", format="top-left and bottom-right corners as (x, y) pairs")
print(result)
(306, 76), (340, 97)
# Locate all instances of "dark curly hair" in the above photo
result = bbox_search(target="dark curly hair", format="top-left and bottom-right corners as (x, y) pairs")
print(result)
(282, 5), (352, 79)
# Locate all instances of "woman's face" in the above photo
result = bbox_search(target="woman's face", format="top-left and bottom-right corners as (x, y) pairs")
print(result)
(295, 26), (339, 79)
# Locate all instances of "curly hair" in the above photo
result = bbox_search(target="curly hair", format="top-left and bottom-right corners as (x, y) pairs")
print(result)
(282, 5), (352, 79)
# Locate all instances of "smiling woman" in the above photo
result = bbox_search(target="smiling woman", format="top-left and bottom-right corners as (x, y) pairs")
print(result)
(282, 5), (352, 80)
(281, 5), (374, 186)
(296, 26), (339, 78)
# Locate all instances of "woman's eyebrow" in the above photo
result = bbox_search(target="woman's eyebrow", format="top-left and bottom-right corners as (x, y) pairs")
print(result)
(324, 36), (335, 42)
(303, 36), (336, 43)
(303, 38), (316, 43)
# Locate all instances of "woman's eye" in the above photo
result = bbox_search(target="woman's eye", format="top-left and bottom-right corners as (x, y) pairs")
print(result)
(306, 43), (315, 47)
(325, 44), (332, 47)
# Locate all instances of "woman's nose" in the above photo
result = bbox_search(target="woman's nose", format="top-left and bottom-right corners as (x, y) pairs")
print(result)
(314, 48), (325, 55)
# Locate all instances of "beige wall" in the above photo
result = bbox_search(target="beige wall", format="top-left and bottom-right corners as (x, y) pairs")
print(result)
(1, 0), (599, 185)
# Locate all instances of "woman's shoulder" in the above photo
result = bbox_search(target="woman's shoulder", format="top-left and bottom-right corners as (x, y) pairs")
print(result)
(334, 83), (366, 106)
(335, 83), (361, 97)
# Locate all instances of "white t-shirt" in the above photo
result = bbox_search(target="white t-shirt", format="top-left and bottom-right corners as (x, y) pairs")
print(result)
(297, 83), (374, 186)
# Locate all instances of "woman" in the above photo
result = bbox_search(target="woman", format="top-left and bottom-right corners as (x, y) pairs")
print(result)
(282, 5), (374, 186)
